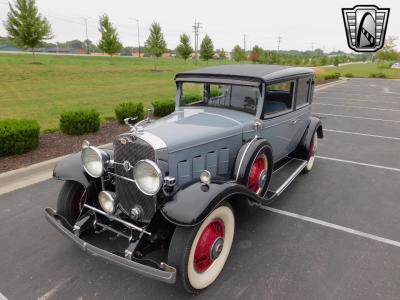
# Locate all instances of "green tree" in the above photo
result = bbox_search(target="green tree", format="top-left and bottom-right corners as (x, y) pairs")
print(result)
(200, 35), (215, 61)
(146, 22), (167, 70)
(249, 45), (264, 63)
(333, 56), (340, 67)
(176, 33), (193, 60)
(5, 0), (53, 60)
(219, 48), (227, 60)
(98, 14), (123, 57)
(376, 36), (399, 68)
(232, 45), (246, 62)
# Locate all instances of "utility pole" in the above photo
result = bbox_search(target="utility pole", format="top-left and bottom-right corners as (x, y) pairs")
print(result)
(277, 34), (281, 51)
(193, 19), (202, 64)
(243, 34), (247, 52)
(84, 18), (89, 54)
(129, 18), (141, 57)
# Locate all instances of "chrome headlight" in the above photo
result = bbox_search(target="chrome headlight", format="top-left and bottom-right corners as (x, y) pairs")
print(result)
(98, 191), (116, 214)
(133, 159), (162, 196)
(81, 146), (109, 178)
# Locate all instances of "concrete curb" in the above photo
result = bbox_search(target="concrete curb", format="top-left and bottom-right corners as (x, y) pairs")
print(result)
(0, 143), (112, 196)
(0, 79), (346, 195)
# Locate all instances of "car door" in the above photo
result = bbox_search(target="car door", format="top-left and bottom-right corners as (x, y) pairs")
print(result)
(260, 80), (296, 162)
(290, 76), (313, 152)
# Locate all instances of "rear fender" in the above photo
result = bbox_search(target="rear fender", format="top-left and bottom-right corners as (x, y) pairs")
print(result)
(293, 116), (323, 159)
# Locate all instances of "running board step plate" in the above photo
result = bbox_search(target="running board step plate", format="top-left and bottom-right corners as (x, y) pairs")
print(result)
(268, 158), (307, 196)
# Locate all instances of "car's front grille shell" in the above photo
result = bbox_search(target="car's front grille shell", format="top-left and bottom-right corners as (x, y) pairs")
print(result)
(113, 135), (156, 223)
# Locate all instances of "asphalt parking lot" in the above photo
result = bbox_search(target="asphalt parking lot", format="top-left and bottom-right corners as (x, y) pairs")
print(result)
(1, 78), (400, 299)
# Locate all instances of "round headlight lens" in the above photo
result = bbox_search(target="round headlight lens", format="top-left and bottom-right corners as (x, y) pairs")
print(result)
(98, 191), (116, 214)
(133, 160), (162, 196)
(82, 147), (105, 178)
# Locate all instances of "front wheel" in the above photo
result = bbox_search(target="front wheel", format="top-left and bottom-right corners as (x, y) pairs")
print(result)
(167, 203), (235, 293)
(56, 180), (86, 225)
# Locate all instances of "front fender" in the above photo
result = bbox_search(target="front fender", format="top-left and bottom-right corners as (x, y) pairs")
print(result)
(53, 149), (113, 187)
(160, 180), (263, 226)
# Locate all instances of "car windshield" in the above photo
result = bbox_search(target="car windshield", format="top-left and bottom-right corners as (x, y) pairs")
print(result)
(180, 82), (260, 115)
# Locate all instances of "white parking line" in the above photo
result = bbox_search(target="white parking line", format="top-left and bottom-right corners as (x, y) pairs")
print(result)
(261, 206), (400, 248)
(315, 155), (400, 173)
(0, 293), (8, 300)
(314, 103), (400, 112)
(38, 278), (71, 300)
(314, 112), (400, 123)
(324, 129), (400, 141)
(316, 91), (400, 98)
(315, 96), (399, 105)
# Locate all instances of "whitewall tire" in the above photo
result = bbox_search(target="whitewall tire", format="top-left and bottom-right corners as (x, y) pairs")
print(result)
(304, 133), (318, 172)
(168, 203), (235, 293)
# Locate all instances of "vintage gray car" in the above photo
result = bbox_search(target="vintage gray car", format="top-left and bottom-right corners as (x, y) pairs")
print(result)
(45, 64), (323, 293)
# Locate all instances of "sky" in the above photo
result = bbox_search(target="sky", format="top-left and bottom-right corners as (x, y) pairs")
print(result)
(0, 0), (399, 52)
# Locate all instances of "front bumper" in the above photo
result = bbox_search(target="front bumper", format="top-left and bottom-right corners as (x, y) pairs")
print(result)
(44, 207), (176, 284)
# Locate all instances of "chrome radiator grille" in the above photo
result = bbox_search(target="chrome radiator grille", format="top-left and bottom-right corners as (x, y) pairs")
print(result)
(113, 135), (156, 223)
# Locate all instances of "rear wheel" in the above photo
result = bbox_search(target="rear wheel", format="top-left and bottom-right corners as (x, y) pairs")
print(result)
(56, 180), (86, 225)
(167, 203), (235, 293)
(303, 133), (318, 173)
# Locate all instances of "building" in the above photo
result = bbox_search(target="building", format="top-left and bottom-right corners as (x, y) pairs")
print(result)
(0, 45), (22, 52)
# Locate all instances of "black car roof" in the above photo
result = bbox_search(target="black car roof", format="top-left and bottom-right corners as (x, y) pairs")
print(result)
(175, 64), (314, 83)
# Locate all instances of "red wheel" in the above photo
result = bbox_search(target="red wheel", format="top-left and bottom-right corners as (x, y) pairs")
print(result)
(168, 203), (235, 293)
(247, 153), (269, 195)
(193, 219), (225, 273)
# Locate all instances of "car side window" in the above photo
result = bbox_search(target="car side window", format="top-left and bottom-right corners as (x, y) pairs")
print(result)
(263, 80), (294, 118)
(296, 77), (311, 108)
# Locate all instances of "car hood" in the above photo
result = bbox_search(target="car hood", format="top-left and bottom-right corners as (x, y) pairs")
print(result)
(144, 108), (254, 153)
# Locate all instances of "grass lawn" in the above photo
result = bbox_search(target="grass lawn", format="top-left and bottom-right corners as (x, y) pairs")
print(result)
(0, 53), (399, 131)
(0, 53), (226, 131)
(322, 62), (400, 78)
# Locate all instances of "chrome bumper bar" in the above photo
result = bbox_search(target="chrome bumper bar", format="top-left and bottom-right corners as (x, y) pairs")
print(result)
(44, 207), (176, 284)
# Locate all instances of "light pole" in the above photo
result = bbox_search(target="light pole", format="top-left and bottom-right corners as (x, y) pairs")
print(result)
(130, 18), (141, 57)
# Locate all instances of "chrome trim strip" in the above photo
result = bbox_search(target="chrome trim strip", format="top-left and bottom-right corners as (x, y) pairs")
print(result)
(274, 159), (307, 195)
(139, 132), (167, 150)
(235, 136), (258, 181)
(202, 112), (243, 126)
(84, 204), (151, 236)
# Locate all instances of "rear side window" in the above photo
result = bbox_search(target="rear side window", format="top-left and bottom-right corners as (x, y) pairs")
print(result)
(263, 80), (294, 118)
(296, 77), (311, 108)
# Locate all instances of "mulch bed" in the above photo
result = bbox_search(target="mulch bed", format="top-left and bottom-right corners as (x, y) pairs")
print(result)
(0, 121), (126, 173)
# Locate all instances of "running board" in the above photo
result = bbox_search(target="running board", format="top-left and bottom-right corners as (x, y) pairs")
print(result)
(267, 158), (307, 197)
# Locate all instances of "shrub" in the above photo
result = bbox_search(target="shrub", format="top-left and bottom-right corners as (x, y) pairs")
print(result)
(369, 72), (386, 78)
(115, 102), (144, 125)
(344, 72), (353, 78)
(152, 99), (175, 117)
(0, 119), (40, 156)
(182, 93), (202, 104)
(60, 109), (100, 135)
(323, 72), (341, 80)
